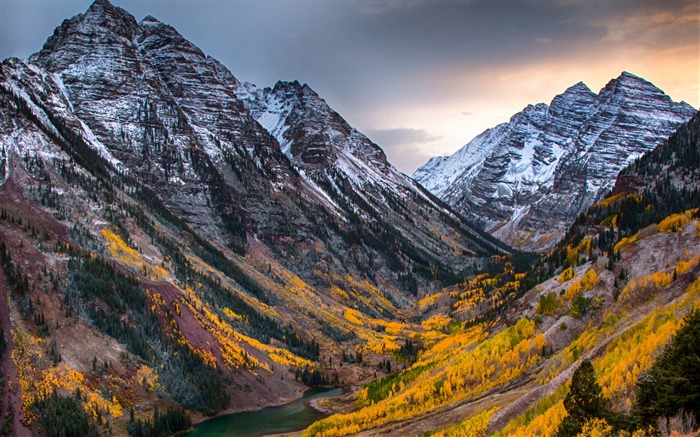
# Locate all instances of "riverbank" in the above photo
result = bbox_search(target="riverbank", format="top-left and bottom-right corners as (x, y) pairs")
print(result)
(184, 387), (346, 436)
(261, 387), (354, 437)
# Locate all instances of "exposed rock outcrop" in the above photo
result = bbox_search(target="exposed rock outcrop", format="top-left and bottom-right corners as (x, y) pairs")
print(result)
(414, 74), (696, 251)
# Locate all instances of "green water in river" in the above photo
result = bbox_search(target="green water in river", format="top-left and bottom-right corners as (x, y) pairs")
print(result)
(185, 387), (343, 436)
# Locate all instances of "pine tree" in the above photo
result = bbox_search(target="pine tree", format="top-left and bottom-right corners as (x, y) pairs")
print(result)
(557, 360), (609, 437)
(633, 309), (700, 428)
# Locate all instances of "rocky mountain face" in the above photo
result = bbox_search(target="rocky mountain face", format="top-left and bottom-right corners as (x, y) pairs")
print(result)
(304, 112), (700, 437)
(413, 74), (696, 252)
(238, 79), (506, 282)
(0, 1), (508, 433)
(1, 1), (699, 436)
(28, 0), (303, 252)
(613, 111), (700, 199)
(23, 0), (503, 289)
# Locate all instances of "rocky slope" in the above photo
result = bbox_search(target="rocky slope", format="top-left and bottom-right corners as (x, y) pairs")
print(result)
(413, 74), (696, 252)
(305, 113), (700, 437)
(26, 0), (504, 286)
(2, 1), (696, 435)
(238, 79), (507, 281)
(0, 0), (506, 434)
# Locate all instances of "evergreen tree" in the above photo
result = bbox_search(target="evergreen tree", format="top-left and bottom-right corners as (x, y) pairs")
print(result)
(35, 390), (99, 437)
(557, 360), (609, 437)
(633, 309), (700, 429)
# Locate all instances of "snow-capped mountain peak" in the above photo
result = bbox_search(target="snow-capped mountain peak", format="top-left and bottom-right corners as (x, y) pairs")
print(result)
(5, 0), (506, 302)
(414, 72), (697, 251)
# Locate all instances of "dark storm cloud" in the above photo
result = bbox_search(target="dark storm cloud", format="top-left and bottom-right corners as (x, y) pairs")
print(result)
(1, 0), (697, 174)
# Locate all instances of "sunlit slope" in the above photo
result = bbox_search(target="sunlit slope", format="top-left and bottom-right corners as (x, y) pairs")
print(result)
(304, 113), (700, 436)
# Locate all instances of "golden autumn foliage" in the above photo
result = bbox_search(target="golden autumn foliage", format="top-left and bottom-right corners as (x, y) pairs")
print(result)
(417, 326), (485, 363)
(422, 314), (452, 331)
(581, 269), (600, 290)
(500, 401), (566, 437)
(102, 228), (140, 265)
(559, 267), (575, 283)
(330, 285), (349, 300)
(598, 279), (700, 407)
(564, 269), (600, 301)
(564, 280), (582, 301)
(561, 238), (594, 267)
(344, 308), (364, 326)
(453, 287), (486, 313)
(451, 265), (522, 319)
(180, 286), (314, 370)
(431, 408), (496, 437)
(332, 297), (412, 355)
(419, 293), (442, 311)
(41, 364), (124, 420)
(493, 385), (568, 437)
(524, 278), (700, 437)
(222, 307), (243, 321)
(538, 276), (690, 386)
(304, 319), (546, 437)
(156, 286), (259, 371)
(594, 193), (625, 209)
(619, 431), (651, 437)
(619, 271), (672, 306)
(299, 213), (697, 437)
(241, 330), (314, 369)
(579, 418), (614, 437)
(190, 254), (283, 321)
(611, 210), (695, 253)
(338, 274), (399, 317)
(596, 306), (681, 409)
(135, 365), (162, 393)
(675, 253), (700, 276)
(12, 330), (45, 422)
(340, 310), (411, 354)
(614, 233), (638, 253)
(12, 329), (124, 424)
(102, 228), (167, 280)
(537, 319), (611, 384)
(382, 321), (405, 336)
(180, 294), (265, 371)
(658, 212), (691, 233)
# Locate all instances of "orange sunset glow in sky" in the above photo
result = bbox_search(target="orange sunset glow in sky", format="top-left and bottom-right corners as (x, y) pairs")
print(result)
(1, 0), (698, 173)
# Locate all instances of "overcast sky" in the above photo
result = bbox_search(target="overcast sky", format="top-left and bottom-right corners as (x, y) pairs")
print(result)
(1, 0), (698, 174)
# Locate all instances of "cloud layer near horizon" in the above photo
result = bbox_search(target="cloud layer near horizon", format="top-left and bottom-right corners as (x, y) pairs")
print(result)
(1, 0), (697, 174)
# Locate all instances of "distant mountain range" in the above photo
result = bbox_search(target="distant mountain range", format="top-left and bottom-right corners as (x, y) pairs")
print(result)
(413, 73), (695, 251)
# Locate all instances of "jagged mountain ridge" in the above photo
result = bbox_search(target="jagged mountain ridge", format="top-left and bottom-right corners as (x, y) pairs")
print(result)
(413, 74), (696, 252)
(0, 1), (698, 435)
(302, 107), (700, 437)
(237, 79), (506, 278)
(23, 0), (504, 291)
(0, 1), (510, 432)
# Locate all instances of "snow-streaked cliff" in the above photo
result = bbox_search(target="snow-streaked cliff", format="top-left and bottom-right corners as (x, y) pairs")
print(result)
(414, 73), (696, 251)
